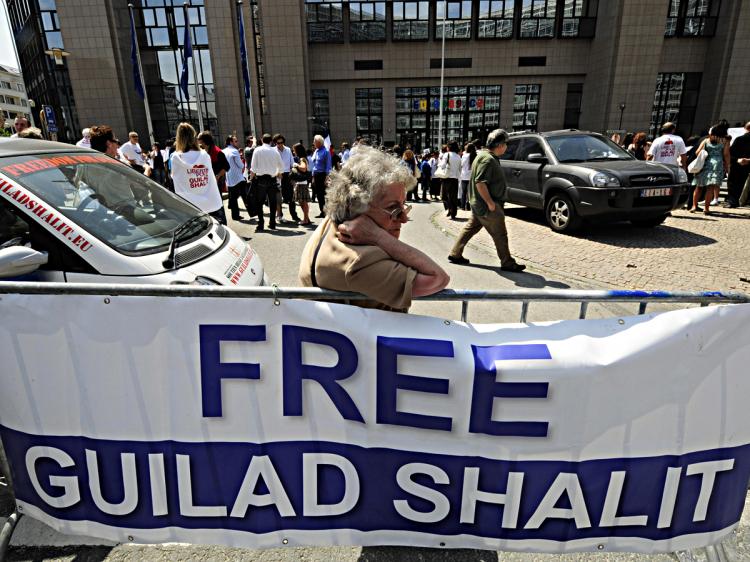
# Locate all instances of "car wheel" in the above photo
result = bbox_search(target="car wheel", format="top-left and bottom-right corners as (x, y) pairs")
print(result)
(545, 193), (581, 233)
(631, 214), (668, 228)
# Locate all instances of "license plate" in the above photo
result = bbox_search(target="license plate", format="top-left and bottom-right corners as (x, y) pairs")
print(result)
(640, 187), (672, 197)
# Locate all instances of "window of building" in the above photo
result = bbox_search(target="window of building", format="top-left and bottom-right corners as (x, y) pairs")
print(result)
(20, 99), (27, 106)
(665, 0), (719, 37)
(349, 1), (386, 41)
(354, 59), (384, 70)
(135, 1), (217, 141)
(355, 88), (383, 144)
(39, 0), (64, 50)
(435, 1), (473, 40)
(650, 73), (701, 136)
(16, 83), (24, 93)
(392, 1), (429, 40)
(395, 85), (501, 151)
(560, 0), (597, 38)
(311, 89), (330, 138)
(478, 0), (514, 39)
(513, 84), (541, 131)
(520, 0), (557, 38)
(305, 1), (344, 43)
(429, 58), (472, 68)
(563, 83), (583, 129)
(0, 82), (11, 90)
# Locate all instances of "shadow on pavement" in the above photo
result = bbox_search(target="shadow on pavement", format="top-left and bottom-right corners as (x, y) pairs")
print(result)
(7, 546), (114, 561)
(581, 224), (716, 248)
(504, 207), (717, 248)
(464, 263), (570, 289)
(358, 547), (498, 562)
(672, 210), (750, 220)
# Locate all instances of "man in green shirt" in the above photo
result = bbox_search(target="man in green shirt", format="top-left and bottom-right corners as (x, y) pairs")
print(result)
(448, 129), (525, 272)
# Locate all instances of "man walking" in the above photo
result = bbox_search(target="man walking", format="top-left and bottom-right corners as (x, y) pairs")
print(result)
(447, 129), (525, 272)
(311, 135), (331, 217)
(724, 121), (750, 208)
(274, 133), (300, 222)
(223, 135), (249, 221)
(249, 133), (283, 232)
(647, 122), (687, 168)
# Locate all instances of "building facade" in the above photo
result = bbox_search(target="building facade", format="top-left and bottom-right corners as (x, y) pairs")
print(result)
(7, 0), (750, 149)
(0, 65), (30, 132)
(7, 0), (80, 142)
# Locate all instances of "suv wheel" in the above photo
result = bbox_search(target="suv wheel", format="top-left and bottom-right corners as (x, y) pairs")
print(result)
(545, 193), (581, 233)
(631, 214), (669, 228)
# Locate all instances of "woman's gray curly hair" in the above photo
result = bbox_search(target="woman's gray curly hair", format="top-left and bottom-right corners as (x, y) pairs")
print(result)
(325, 146), (417, 222)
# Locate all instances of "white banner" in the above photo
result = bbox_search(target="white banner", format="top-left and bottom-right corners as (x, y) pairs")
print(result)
(1, 295), (750, 554)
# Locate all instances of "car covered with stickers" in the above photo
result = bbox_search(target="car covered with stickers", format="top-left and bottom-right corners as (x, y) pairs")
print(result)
(0, 138), (266, 286)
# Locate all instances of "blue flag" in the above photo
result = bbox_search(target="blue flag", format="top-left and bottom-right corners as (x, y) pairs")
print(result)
(179, 20), (193, 100)
(129, 9), (144, 99)
(237, 4), (251, 100)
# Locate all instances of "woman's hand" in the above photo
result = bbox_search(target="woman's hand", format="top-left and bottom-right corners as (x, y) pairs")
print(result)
(337, 215), (383, 246)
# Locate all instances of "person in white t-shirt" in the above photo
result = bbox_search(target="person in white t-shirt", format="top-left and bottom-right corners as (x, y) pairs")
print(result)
(170, 122), (225, 225)
(647, 122), (687, 168)
(439, 141), (462, 219)
(76, 128), (91, 149)
(120, 131), (152, 176)
(459, 142), (476, 210)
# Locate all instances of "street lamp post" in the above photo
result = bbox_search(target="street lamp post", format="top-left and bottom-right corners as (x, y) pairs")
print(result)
(618, 102), (626, 131)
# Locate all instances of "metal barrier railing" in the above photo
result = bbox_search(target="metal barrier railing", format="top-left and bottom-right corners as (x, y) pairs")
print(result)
(0, 281), (747, 561)
(0, 282), (747, 323)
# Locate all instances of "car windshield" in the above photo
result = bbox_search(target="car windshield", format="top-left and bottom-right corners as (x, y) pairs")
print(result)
(0, 152), (209, 255)
(547, 135), (634, 163)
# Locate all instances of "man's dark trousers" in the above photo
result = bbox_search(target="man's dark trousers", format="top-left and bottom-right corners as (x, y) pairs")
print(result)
(441, 178), (459, 218)
(228, 180), (246, 220)
(281, 172), (300, 221)
(313, 172), (327, 214)
(254, 176), (278, 229)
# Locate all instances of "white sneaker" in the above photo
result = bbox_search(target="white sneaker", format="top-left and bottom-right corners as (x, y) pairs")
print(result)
(710, 198), (719, 206)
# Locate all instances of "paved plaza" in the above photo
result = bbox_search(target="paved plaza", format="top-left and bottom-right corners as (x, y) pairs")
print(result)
(436, 203), (750, 295)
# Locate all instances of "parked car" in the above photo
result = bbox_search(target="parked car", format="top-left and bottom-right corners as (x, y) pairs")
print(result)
(0, 139), (266, 285)
(500, 130), (690, 232)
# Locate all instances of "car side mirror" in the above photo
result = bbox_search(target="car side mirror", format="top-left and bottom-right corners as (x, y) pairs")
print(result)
(527, 153), (548, 164)
(0, 245), (48, 278)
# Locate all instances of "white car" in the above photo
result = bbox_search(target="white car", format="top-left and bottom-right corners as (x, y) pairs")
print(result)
(0, 139), (266, 286)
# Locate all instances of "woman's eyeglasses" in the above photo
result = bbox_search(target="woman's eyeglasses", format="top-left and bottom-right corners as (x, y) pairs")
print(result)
(376, 203), (412, 221)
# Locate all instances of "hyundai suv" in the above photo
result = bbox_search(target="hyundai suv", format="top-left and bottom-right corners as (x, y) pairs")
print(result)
(500, 130), (690, 233)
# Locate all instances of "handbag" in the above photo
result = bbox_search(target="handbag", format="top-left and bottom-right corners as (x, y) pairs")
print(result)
(434, 154), (449, 179)
(688, 148), (708, 174)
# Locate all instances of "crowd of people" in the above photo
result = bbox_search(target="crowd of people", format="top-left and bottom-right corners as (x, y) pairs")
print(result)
(7, 113), (750, 311)
(612, 120), (750, 216)
(66, 121), (524, 308)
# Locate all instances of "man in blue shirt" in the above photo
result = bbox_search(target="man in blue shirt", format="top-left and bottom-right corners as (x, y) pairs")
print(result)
(311, 135), (331, 217)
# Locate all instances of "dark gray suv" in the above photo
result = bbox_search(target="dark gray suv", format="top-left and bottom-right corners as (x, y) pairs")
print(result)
(500, 130), (690, 233)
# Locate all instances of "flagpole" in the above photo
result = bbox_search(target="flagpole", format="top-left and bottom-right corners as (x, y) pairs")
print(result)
(128, 4), (155, 146)
(184, 2), (204, 132)
(237, 1), (256, 136)
(437, 0), (446, 151)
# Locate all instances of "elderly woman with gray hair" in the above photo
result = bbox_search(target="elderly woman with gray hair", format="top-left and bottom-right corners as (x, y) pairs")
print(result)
(299, 146), (450, 312)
